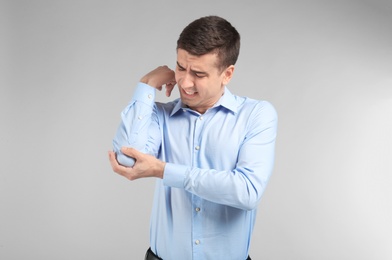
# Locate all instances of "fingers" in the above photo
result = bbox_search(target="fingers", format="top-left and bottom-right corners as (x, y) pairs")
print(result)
(108, 150), (135, 180)
(109, 147), (142, 181)
(120, 147), (139, 158)
(108, 151), (119, 169)
(165, 81), (176, 97)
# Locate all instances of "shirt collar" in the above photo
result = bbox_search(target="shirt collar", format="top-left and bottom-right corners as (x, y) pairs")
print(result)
(170, 86), (238, 116)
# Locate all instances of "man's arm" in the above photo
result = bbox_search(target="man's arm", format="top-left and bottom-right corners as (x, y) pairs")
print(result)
(111, 66), (176, 167)
(111, 100), (278, 210)
(108, 147), (165, 180)
(167, 101), (277, 210)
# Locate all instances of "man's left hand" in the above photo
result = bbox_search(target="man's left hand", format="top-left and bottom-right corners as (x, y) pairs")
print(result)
(108, 147), (165, 180)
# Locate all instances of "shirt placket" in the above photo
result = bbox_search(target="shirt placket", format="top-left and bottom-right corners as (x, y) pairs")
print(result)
(191, 113), (204, 259)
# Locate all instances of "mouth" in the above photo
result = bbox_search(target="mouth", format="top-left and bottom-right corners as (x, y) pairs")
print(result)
(182, 88), (198, 97)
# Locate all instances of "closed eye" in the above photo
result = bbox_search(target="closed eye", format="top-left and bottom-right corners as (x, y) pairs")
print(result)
(176, 62), (185, 71)
(194, 72), (206, 78)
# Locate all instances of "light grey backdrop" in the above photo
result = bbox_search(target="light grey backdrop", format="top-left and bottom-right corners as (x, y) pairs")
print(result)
(1, 0), (391, 259)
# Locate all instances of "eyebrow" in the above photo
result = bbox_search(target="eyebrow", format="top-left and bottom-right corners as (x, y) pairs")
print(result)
(177, 61), (208, 76)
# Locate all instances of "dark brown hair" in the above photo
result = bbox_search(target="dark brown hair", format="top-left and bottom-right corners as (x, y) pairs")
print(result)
(176, 16), (240, 72)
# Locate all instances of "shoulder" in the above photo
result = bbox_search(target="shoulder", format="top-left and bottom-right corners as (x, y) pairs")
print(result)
(238, 98), (278, 138)
(238, 96), (277, 120)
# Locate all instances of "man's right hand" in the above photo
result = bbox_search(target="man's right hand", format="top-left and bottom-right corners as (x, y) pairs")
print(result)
(140, 65), (176, 97)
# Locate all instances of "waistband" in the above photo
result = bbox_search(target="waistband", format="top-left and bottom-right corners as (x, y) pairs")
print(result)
(144, 247), (252, 260)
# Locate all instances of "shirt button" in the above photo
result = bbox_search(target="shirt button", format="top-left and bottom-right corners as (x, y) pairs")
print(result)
(138, 116), (143, 120)
(195, 146), (200, 150)
(195, 207), (200, 212)
(199, 116), (203, 120)
(148, 94), (152, 99)
(195, 240), (200, 245)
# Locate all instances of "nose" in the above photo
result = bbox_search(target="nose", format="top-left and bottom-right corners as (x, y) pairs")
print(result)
(180, 72), (194, 89)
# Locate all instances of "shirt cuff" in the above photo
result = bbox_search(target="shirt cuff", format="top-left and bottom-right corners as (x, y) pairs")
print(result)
(163, 163), (188, 188)
(132, 82), (156, 106)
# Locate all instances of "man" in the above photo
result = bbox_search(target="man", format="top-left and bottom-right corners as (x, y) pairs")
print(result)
(109, 15), (278, 260)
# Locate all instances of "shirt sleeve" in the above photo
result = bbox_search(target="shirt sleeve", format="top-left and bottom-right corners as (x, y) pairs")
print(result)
(112, 82), (161, 167)
(163, 101), (278, 211)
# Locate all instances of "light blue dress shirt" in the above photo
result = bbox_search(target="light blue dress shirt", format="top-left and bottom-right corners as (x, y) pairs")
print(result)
(113, 82), (278, 260)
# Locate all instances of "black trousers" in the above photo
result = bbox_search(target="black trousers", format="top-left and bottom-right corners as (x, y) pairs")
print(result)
(145, 247), (252, 260)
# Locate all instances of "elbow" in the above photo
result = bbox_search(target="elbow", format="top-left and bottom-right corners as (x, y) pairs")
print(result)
(242, 179), (270, 210)
(238, 188), (263, 211)
(116, 152), (136, 167)
(242, 196), (261, 211)
(113, 138), (136, 167)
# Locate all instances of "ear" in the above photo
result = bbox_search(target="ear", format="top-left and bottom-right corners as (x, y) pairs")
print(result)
(222, 65), (235, 85)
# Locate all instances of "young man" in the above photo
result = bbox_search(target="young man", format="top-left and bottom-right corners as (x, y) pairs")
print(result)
(109, 15), (278, 260)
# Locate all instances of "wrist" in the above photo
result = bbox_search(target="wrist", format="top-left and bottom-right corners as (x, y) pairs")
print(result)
(140, 76), (157, 88)
(140, 76), (149, 85)
(156, 161), (166, 179)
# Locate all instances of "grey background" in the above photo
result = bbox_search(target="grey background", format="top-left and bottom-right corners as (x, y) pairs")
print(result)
(1, 0), (392, 259)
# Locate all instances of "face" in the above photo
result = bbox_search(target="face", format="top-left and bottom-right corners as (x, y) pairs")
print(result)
(175, 48), (234, 114)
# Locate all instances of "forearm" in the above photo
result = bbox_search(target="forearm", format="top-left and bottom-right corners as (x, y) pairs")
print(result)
(163, 161), (273, 211)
